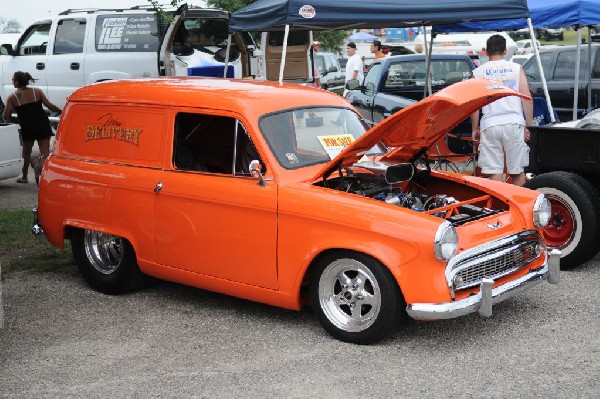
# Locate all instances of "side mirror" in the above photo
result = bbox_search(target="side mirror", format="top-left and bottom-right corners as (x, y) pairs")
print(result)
(249, 160), (267, 186)
(328, 65), (338, 73)
(346, 79), (360, 90)
(0, 44), (14, 55)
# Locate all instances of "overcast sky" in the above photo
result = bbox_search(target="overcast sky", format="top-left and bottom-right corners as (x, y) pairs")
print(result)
(3, 0), (207, 30)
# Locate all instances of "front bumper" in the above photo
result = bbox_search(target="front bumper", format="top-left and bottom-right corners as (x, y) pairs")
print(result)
(406, 249), (560, 320)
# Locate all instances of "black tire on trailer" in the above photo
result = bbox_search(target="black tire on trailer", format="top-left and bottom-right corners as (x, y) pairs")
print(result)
(525, 171), (600, 269)
(71, 228), (146, 294)
(310, 251), (406, 344)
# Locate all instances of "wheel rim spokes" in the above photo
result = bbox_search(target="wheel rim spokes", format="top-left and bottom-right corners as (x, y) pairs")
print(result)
(320, 259), (381, 332)
(84, 231), (123, 274)
(543, 196), (576, 249)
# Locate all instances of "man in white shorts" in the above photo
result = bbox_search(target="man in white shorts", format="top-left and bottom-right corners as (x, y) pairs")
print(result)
(470, 34), (533, 186)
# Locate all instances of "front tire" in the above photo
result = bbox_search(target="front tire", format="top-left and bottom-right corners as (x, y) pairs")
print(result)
(310, 251), (405, 344)
(71, 229), (145, 294)
(525, 172), (600, 269)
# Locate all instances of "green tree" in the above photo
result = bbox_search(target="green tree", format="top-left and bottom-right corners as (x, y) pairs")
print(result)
(147, 0), (348, 54)
(207, 0), (348, 54)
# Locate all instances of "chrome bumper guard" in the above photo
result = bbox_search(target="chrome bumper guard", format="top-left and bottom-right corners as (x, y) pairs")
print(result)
(406, 249), (560, 320)
(31, 207), (44, 237)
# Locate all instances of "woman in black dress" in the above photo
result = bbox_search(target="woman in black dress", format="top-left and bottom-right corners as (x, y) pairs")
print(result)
(2, 71), (62, 183)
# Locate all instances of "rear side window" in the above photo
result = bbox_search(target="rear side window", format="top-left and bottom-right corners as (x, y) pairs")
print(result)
(54, 19), (86, 54)
(523, 52), (555, 81)
(384, 59), (472, 89)
(553, 50), (589, 80)
(95, 14), (159, 52)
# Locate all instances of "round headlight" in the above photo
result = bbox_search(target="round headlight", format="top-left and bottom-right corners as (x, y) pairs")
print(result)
(533, 194), (551, 228)
(434, 221), (458, 261)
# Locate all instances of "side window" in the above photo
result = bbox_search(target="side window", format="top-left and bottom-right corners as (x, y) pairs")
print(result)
(17, 23), (51, 56)
(173, 112), (263, 176)
(315, 55), (326, 74)
(553, 50), (589, 80)
(54, 19), (86, 54)
(384, 62), (422, 88)
(363, 63), (383, 90)
(523, 52), (554, 81)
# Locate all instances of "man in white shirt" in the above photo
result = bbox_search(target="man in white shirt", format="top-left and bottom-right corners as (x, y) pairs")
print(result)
(471, 34), (533, 186)
(344, 42), (364, 90)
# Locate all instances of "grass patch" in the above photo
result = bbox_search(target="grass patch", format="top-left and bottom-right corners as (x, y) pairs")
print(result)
(0, 209), (73, 277)
(539, 27), (591, 46)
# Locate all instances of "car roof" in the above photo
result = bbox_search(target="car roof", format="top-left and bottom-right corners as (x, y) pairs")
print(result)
(536, 43), (600, 53)
(67, 77), (350, 116)
(384, 54), (472, 62)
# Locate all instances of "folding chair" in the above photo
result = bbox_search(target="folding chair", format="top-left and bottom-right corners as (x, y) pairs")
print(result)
(427, 133), (478, 175)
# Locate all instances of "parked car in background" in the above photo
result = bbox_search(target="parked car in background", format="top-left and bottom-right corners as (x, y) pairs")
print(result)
(516, 39), (540, 55)
(0, 123), (23, 181)
(345, 54), (476, 127)
(511, 53), (534, 65)
(314, 52), (344, 91)
(540, 27), (564, 41)
(523, 43), (600, 121)
(35, 77), (559, 344)
(337, 57), (347, 74)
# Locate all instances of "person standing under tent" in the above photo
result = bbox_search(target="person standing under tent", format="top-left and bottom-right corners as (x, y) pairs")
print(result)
(344, 42), (364, 84)
(470, 34), (533, 187)
(371, 40), (385, 60)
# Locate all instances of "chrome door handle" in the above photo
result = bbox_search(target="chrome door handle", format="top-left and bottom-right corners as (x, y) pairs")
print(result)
(154, 182), (163, 193)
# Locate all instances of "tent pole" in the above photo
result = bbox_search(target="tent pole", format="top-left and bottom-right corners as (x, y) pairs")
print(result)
(278, 25), (290, 84)
(527, 18), (555, 123)
(423, 25), (433, 98)
(223, 33), (232, 78)
(588, 27), (593, 113)
(573, 27), (582, 121)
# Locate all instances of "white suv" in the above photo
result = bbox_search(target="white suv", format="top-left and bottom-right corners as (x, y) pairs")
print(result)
(0, 5), (258, 110)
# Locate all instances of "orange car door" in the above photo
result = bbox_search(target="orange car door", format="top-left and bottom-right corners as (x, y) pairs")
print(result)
(153, 112), (278, 289)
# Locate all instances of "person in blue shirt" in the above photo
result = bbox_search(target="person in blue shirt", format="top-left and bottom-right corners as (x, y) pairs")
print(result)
(531, 96), (559, 126)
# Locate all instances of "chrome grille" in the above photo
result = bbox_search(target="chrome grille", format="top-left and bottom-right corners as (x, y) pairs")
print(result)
(453, 240), (540, 291)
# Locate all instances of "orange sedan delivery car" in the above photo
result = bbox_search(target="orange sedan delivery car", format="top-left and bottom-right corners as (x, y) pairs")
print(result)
(34, 77), (559, 343)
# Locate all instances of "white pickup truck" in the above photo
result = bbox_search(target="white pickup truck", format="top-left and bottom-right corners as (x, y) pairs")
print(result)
(0, 123), (23, 181)
(0, 5), (260, 110)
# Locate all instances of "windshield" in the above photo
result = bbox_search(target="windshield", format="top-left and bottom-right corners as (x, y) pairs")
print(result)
(259, 107), (380, 170)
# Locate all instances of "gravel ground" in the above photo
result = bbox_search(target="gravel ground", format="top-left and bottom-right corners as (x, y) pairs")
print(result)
(0, 178), (39, 210)
(1, 173), (599, 398)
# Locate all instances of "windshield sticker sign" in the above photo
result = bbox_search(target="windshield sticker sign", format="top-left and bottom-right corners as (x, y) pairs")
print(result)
(299, 5), (316, 18)
(85, 113), (142, 146)
(317, 134), (355, 159)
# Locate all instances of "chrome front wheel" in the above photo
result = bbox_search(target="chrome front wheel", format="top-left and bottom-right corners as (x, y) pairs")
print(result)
(311, 252), (404, 344)
(318, 258), (382, 333)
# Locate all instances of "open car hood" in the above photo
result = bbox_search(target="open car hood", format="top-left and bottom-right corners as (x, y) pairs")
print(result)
(311, 78), (529, 182)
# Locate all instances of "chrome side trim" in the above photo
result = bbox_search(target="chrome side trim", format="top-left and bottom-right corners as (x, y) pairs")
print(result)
(406, 249), (561, 320)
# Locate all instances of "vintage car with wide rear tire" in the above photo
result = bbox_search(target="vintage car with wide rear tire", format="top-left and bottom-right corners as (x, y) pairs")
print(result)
(34, 77), (559, 344)
(526, 115), (600, 269)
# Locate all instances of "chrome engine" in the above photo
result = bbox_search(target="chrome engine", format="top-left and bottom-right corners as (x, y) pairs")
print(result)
(316, 162), (503, 226)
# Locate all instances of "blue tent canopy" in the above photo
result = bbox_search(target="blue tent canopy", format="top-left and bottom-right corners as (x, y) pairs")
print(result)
(435, 0), (600, 32)
(229, 0), (530, 32)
